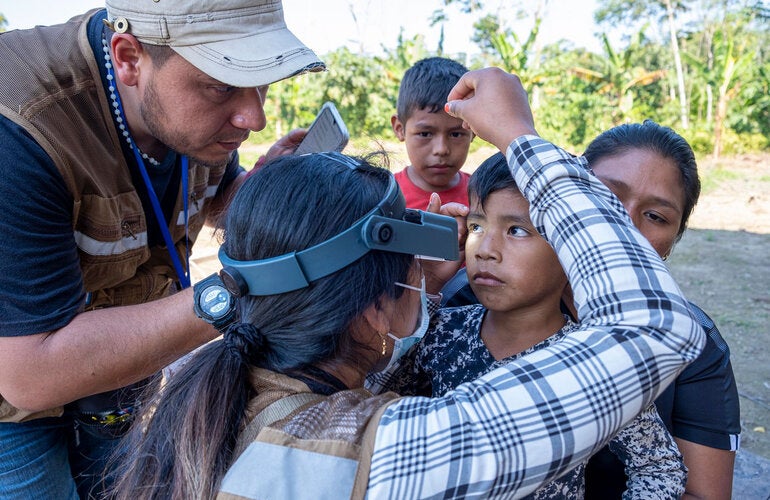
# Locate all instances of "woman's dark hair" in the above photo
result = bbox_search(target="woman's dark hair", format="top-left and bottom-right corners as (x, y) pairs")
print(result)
(468, 152), (519, 210)
(583, 120), (700, 241)
(111, 153), (413, 500)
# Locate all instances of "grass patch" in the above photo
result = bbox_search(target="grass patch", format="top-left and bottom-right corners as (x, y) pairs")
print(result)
(700, 166), (741, 195)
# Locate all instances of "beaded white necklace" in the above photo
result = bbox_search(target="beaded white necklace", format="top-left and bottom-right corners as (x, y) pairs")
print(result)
(101, 37), (161, 166)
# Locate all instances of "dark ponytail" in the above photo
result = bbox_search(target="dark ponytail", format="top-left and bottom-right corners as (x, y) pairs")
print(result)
(111, 332), (255, 499)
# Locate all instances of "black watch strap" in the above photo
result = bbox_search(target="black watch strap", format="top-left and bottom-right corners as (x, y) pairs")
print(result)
(193, 273), (236, 332)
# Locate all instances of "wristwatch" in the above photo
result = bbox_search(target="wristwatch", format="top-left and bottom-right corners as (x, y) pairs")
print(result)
(193, 273), (236, 332)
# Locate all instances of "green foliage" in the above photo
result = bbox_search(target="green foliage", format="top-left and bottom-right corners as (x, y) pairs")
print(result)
(683, 124), (768, 155)
(254, 33), (441, 149)
(246, 1), (768, 156)
(730, 56), (770, 138)
(719, 130), (769, 154)
(566, 29), (668, 124)
(684, 127), (715, 154)
(527, 47), (610, 150)
(470, 14), (502, 53)
(537, 89), (613, 153)
(686, 4), (764, 156)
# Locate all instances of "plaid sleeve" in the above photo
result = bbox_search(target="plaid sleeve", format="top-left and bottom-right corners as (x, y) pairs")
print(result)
(426, 292), (442, 317)
(366, 136), (705, 499)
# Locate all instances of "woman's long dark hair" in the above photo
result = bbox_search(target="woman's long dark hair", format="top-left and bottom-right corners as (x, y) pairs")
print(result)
(583, 119), (700, 241)
(111, 153), (413, 500)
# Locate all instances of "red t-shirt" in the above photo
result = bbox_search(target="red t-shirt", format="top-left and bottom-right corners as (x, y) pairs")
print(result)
(394, 169), (470, 210)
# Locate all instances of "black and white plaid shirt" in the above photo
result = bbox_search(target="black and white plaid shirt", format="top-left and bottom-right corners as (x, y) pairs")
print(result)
(366, 136), (704, 499)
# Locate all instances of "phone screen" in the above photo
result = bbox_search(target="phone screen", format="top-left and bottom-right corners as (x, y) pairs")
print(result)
(294, 102), (350, 155)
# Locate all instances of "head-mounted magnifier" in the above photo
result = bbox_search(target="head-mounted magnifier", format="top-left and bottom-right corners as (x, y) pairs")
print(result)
(218, 153), (459, 297)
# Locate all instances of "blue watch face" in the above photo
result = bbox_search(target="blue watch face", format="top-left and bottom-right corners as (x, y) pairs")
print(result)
(199, 284), (231, 319)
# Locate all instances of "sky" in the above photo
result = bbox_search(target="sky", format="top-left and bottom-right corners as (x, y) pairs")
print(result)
(1, 0), (605, 56)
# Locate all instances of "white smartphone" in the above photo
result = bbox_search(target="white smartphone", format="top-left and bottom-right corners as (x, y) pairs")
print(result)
(294, 101), (349, 155)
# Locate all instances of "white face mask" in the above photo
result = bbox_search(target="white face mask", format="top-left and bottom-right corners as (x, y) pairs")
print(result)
(381, 275), (429, 372)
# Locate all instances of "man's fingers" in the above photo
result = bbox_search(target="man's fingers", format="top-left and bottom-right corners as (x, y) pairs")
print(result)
(446, 71), (477, 102)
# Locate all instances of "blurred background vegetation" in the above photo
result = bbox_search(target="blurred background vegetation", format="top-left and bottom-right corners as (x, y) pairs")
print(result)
(2, 0), (768, 161)
(260, 0), (769, 161)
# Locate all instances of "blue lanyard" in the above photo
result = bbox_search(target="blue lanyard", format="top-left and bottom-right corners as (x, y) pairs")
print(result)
(106, 70), (191, 289)
(130, 146), (191, 289)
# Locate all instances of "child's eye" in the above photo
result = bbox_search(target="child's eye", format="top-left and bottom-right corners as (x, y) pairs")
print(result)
(508, 226), (528, 237)
(417, 131), (432, 138)
(451, 131), (469, 138)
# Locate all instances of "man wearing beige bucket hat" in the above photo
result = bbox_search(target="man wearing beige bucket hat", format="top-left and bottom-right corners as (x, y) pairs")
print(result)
(0, 1), (323, 498)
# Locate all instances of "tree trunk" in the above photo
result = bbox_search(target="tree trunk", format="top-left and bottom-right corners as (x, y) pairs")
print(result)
(713, 89), (728, 159)
(713, 42), (739, 160)
(664, 0), (689, 129)
(706, 85), (713, 124)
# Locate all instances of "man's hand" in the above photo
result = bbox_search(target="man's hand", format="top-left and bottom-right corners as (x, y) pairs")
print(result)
(445, 67), (538, 153)
(262, 128), (306, 159)
(247, 128), (307, 176)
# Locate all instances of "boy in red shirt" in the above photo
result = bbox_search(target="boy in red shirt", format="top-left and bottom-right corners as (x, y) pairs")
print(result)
(391, 57), (474, 209)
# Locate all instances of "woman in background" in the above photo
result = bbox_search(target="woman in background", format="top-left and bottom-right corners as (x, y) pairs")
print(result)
(583, 120), (740, 500)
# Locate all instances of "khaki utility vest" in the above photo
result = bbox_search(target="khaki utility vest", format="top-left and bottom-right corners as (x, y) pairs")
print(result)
(218, 369), (401, 500)
(0, 12), (227, 422)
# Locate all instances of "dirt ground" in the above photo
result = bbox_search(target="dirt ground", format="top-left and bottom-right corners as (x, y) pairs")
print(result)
(664, 153), (770, 461)
(191, 146), (770, 464)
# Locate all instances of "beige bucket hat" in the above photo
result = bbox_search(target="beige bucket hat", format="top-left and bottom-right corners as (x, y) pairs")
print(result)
(104, 0), (325, 87)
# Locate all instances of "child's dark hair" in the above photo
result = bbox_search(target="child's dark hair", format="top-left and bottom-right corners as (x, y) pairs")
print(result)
(584, 120), (700, 240)
(468, 152), (518, 210)
(396, 57), (469, 122)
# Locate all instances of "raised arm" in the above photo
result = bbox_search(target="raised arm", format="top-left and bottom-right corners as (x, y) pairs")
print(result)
(365, 68), (704, 499)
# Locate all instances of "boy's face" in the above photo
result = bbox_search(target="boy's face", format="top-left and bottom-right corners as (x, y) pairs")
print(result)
(391, 108), (473, 191)
(465, 189), (567, 313)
